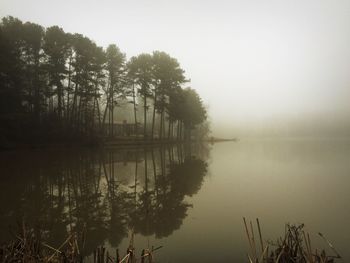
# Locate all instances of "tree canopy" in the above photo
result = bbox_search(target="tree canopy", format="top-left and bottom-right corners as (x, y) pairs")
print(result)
(0, 16), (208, 146)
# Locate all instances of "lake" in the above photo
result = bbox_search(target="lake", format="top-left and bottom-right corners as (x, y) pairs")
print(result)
(0, 139), (349, 262)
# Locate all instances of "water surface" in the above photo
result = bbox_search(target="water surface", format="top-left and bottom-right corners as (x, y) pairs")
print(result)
(0, 139), (349, 262)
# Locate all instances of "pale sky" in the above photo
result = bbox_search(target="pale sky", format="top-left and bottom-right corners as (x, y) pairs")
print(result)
(2, 0), (350, 137)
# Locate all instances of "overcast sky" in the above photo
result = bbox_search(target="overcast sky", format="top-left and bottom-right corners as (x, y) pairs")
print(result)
(2, 0), (350, 137)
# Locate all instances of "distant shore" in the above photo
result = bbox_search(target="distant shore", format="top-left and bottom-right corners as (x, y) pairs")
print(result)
(205, 137), (239, 143)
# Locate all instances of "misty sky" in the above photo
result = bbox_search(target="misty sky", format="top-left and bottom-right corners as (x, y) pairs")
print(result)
(2, 0), (350, 137)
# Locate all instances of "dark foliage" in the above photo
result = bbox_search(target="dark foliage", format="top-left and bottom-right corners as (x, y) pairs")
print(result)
(0, 16), (208, 148)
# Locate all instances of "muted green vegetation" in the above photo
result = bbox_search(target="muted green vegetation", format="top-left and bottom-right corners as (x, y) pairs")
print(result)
(0, 16), (208, 148)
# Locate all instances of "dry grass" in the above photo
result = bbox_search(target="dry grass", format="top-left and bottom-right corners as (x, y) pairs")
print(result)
(0, 224), (161, 263)
(0, 220), (341, 262)
(243, 218), (341, 263)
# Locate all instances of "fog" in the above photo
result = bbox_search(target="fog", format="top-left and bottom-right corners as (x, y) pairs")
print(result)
(2, 0), (350, 138)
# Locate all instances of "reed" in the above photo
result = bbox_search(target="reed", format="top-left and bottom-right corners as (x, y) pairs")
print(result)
(0, 224), (162, 263)
(243, 218), (341, 263)
(0, 225), (83, 262)
(0, 220), (341, 262)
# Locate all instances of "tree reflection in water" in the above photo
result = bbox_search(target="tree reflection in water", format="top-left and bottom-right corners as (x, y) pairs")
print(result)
(0, 144), (209, 255)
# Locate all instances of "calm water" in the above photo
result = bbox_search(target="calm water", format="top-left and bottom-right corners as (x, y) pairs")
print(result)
(0, 139), (349, 262)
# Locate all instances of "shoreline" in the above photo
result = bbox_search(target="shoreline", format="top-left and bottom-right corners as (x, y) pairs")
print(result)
(0, 137), (238, 152)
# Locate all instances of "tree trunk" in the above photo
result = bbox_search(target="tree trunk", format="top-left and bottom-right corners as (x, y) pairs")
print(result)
(33, 54), (40, 124)
(92, 96), (96, 131)
(102, 82), (110, 135)
(71, 83), (79, 127)
(132, 83), (138, 136)
(57, 80), (62, 120)
(77, 95), (82, 133)
(95, 98), (101, 129)
(109, 78), (113, 138)
(151, 91), (157, 140)
(143, 89), (147, 138)
(66, 53), (72, 121)
(111, 92), (114, 138)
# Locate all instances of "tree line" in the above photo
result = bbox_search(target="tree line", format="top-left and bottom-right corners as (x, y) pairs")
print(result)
(0, 16), (208, 146)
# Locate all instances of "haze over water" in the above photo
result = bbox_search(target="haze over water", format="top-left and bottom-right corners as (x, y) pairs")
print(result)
(1, 0), (350, 261)
(2, 0), (350, 137)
